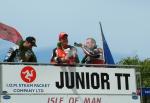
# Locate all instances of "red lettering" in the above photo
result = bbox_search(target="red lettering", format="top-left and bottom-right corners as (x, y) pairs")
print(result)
(47, 97), (64, 103)
(97, 98), (101, 103)
(69, 97), (74, 103)
(60, 97), (63, 103)
(48, 98), (50, 103)
(69, 97), (79, 103)
(84, 97), (101, 103)
(91, 98), (96, 103)
(51, 97), (55, 103)
(75, 97), (79, 103)
(84, 97), (90, 103)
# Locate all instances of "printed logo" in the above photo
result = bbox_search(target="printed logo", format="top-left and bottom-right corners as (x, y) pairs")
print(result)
(20, 66), (36, 83)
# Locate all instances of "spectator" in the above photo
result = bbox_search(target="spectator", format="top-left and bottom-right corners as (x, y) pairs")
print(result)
(4, 36), (37, 62)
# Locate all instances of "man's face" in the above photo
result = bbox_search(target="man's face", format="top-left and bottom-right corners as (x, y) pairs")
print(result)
(60, 36), (68, 46)
(23, 41), (33, 48)
(85, 39), (95, 49)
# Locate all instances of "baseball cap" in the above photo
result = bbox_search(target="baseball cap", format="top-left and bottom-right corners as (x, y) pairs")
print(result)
(26, 36), (37, 47)
(59, 32), (68, 41)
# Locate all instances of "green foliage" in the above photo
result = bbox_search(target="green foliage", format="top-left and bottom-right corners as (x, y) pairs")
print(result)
(140, 59), (150, 87)
(118, 55), (140, 65)
(118, 56), (150, 87)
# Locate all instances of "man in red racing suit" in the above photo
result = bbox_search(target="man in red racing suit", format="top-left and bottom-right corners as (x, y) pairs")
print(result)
(50, 32), (79, 64)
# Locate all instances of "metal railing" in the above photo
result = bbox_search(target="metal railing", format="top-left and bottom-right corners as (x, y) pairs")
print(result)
(0, 62), (141, 68)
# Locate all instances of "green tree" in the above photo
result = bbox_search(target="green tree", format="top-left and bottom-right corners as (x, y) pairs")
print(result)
(118, 56), (150, 103)
(118, 55), (150, 87)
(118, 55), (140, 65)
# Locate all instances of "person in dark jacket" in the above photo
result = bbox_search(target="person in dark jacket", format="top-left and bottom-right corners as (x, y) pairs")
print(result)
(4, 36), (37, 62)
(50, 32), (79, 64)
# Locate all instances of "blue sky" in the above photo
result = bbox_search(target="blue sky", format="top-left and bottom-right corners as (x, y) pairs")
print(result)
(0, 0), (150, 63)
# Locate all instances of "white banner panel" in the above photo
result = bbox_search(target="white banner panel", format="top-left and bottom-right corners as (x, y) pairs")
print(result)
(1, 64), (137, 95)
(1, 95), (140, 103)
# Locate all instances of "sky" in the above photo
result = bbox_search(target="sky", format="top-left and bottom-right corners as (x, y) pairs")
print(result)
(0, 0), (150, 63)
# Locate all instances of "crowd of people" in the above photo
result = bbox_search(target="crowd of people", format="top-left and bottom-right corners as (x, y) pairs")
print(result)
(3, 32), (104, 65)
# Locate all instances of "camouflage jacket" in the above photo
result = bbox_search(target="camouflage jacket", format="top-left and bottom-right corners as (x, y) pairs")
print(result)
(4, 41), (37, 62)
